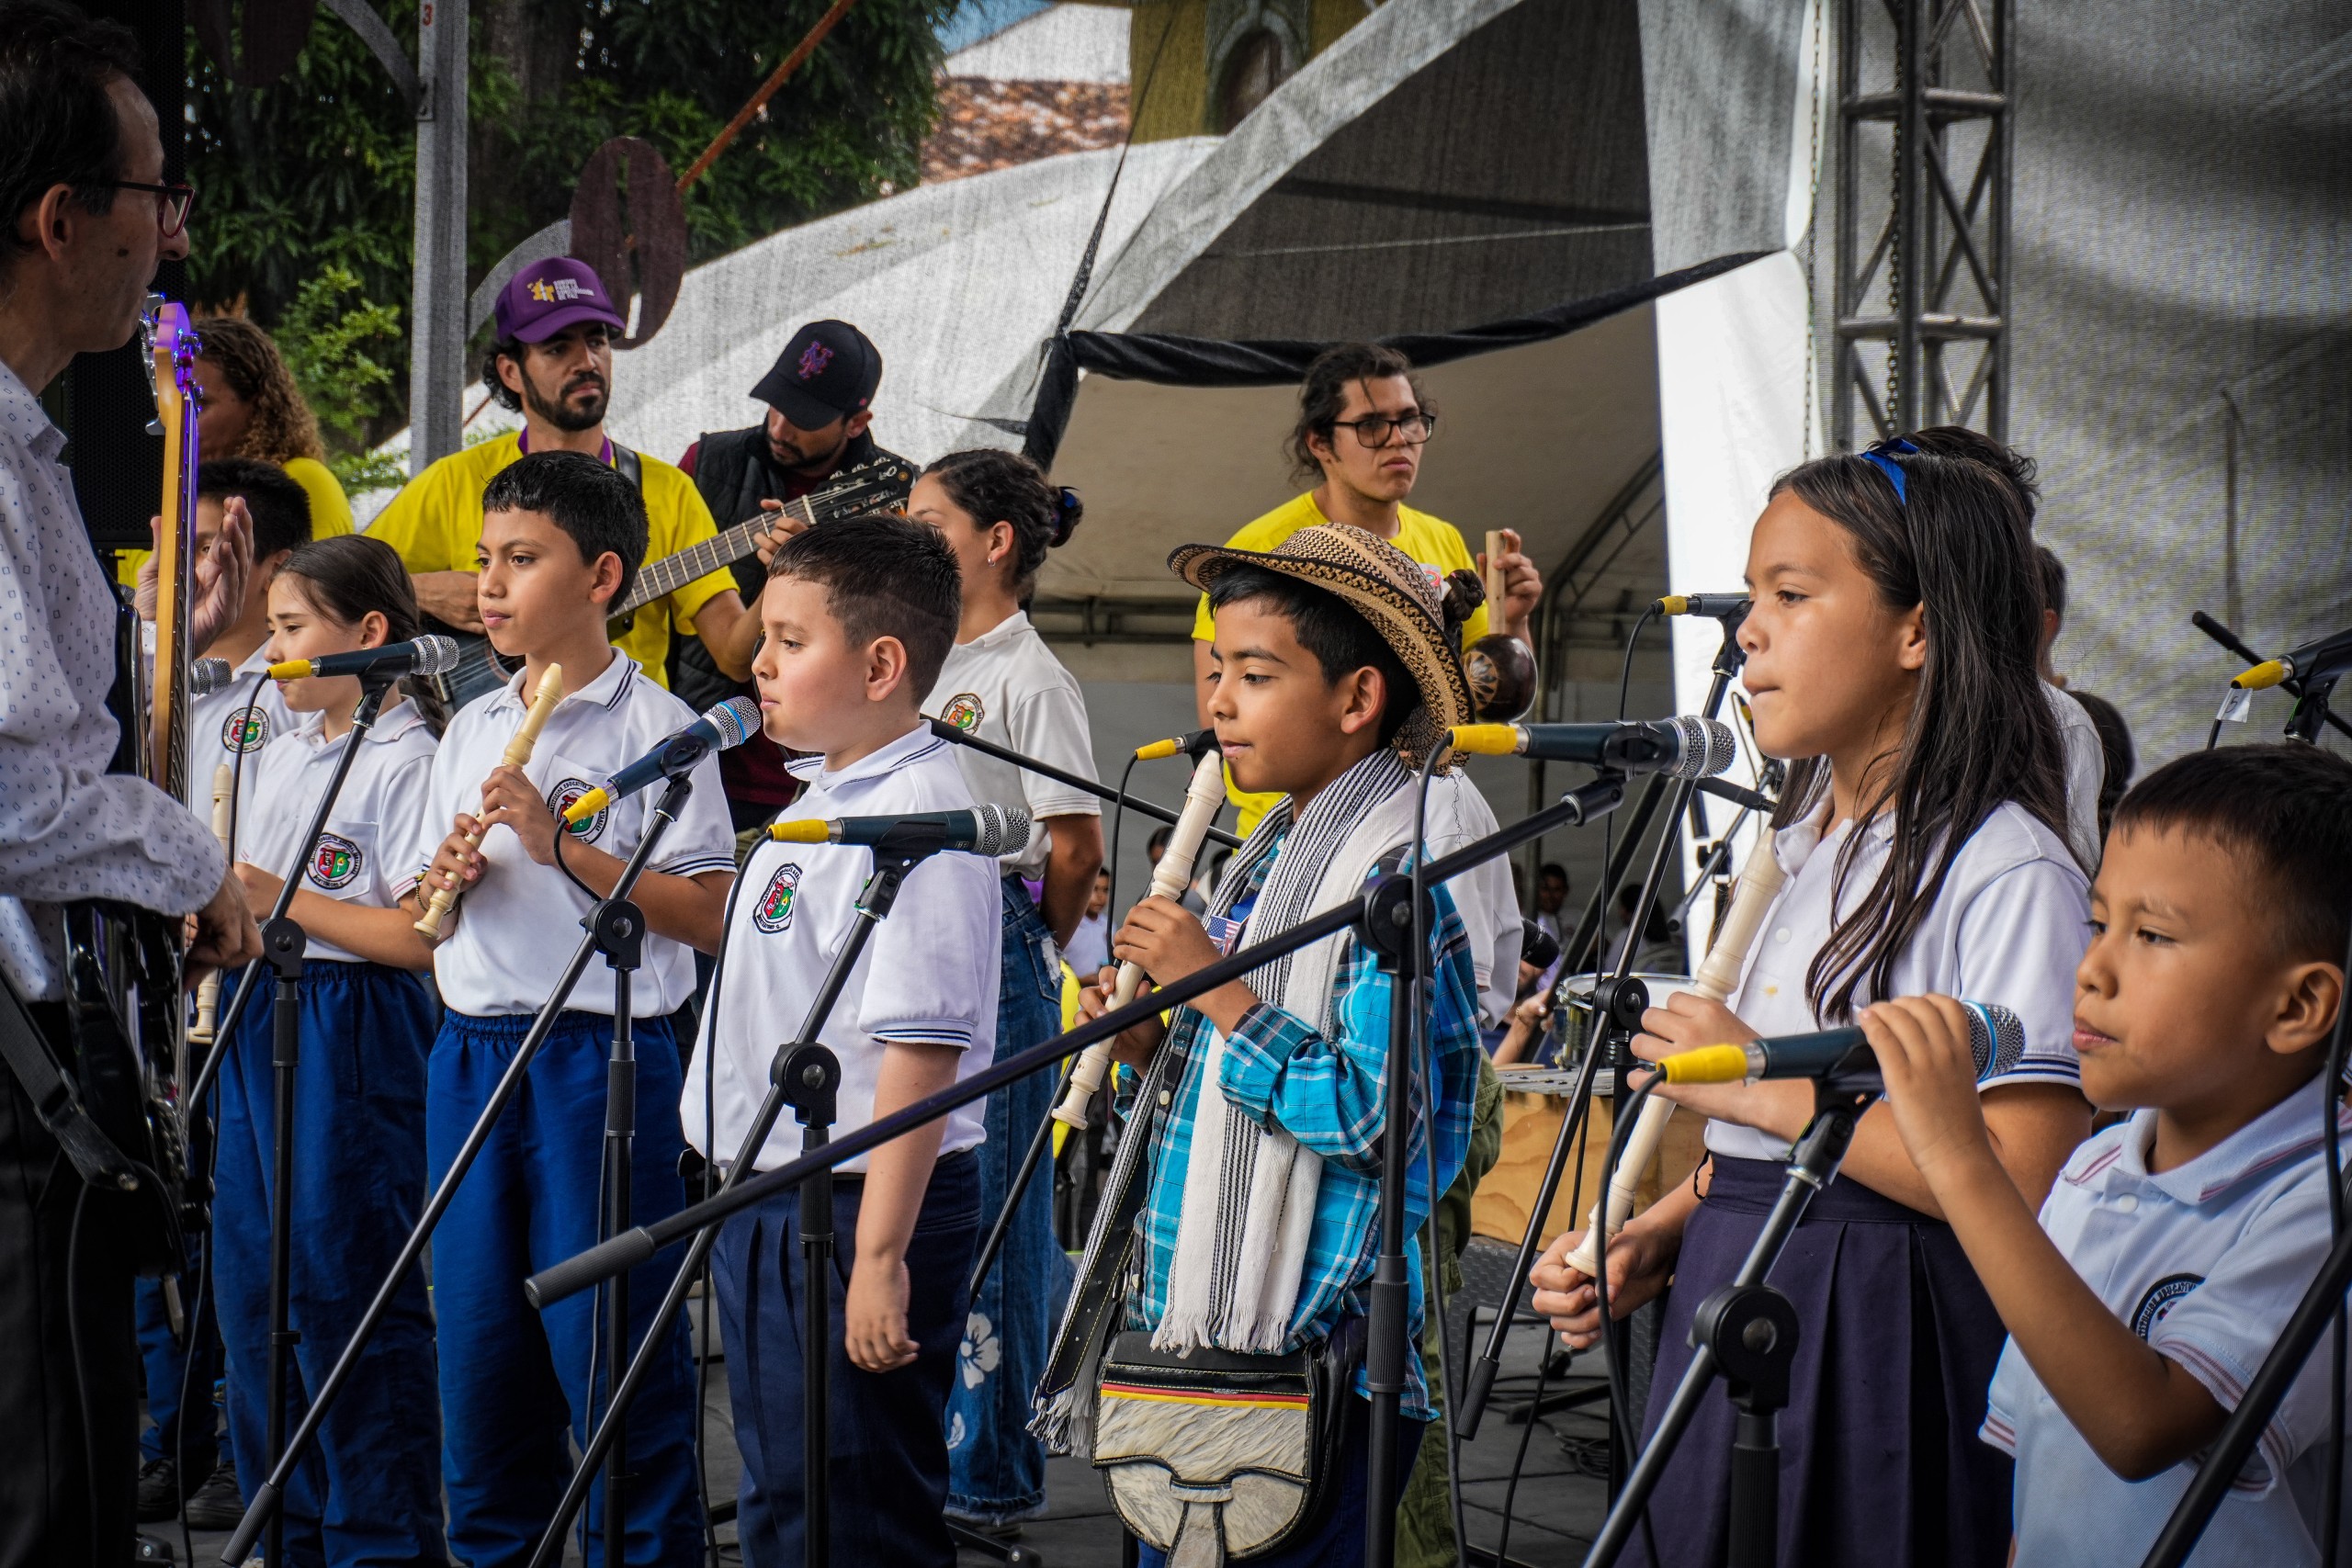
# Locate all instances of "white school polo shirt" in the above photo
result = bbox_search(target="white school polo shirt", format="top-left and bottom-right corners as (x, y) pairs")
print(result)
(922, 610), (1100, 882)
(1421, 770), (1526, 1026)
(682, 724), (1001, 1176)
(193, 644), (297, 804)
(1706, 797), (2089, 1163)
(1986, 1080), (2352, 1567)
(2047, 682), (2107, 872)
(404, 652), (736, 1017)
(235, 700), (437, 964)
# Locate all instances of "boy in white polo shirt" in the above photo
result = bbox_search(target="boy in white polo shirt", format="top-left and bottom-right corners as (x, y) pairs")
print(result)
(403, 451), (737, 1568)
(682, 513), (1001, 1568)
(1863, 742), (2352, 1567)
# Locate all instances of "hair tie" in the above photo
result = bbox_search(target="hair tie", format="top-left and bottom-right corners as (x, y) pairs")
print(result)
(1050, 485), (1081, 547)
(1442, 568), (1485, 627)
(1860, 436), (1919, 506)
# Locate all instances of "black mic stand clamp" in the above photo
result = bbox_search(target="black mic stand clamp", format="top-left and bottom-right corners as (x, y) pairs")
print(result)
(779, 1042), (841, 1568)
(1692, 1281), (1799, 1568)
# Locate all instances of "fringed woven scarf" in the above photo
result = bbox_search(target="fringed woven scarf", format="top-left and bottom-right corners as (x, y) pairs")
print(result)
(1035, 747), (1420, 1453)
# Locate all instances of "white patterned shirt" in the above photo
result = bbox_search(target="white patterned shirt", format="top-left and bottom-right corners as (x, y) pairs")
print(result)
(0, 360), (225, 999)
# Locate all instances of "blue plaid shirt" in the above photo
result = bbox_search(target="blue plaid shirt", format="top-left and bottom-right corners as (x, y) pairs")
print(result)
(1123, 836), (1484, 1419)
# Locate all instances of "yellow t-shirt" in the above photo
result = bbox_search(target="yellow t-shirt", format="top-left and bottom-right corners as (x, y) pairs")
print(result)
(1193, 492), (1492, 833)
(114, 453), (356, 588)
(363, 431), (732, 688)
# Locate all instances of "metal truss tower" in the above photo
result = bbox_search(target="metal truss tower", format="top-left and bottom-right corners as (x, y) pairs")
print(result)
(1832, 0), (2014, 448)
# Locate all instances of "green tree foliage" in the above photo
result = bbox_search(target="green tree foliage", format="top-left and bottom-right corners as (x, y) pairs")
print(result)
(186, 0), (956, 449)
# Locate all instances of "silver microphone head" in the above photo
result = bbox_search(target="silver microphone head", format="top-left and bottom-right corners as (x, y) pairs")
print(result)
(413, 635), (461, 677)
(1962, 1001), (2028, 1081)
(704, 695), (762, 750)
(971, 805), (1034, 858)
(1666, 716), (1739, 780)
(189, 657), (234, 696)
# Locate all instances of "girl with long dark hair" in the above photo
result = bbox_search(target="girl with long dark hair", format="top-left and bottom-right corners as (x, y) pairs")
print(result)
(909, 447), (1106, 1529)
(213, 534), (448, 1564)
(1531, 440), (2095, 1566)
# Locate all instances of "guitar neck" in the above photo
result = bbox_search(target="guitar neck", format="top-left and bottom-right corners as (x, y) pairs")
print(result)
(617, 494), (821, 614)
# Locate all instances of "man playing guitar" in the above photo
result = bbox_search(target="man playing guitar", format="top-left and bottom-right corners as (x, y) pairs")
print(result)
(0, 6), (264, 1562)
(675, 319), (912, 829)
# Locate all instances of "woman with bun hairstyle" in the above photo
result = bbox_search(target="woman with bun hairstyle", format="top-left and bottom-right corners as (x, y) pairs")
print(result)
(1530, 439), (2095, 1567)
(910, 448), (1105, 1529)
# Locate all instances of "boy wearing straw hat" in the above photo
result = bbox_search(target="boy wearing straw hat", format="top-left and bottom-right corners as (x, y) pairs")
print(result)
(1043, 524), (1488, 1566)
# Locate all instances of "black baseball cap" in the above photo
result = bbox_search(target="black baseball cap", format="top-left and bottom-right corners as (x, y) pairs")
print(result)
(752, 321), (882, 431)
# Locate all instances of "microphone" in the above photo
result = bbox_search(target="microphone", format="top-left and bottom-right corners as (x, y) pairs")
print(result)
(1656, 1000), (2025, 1091)
(266, 635), (460, 682)
(560, 697), (761, 824)
(768, 805), (1033, 857)
(1519, 919), (1561, 975)
(190, 657), (235, 696)
(1448, 716), (1736, 779)
(1134, 728), (1216, 761)
(1657, 593), (1750, 619)
(2235, 626), (2352, 692)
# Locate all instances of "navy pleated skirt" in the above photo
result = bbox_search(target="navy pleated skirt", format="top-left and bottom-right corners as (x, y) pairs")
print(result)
(1617, 1156), (2013, 1568)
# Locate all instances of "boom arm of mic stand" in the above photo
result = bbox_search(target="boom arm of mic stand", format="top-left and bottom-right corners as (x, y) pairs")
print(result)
(929, 717), (1242, 848)
(2193, 611), (2352, 741)
(219, 776), (693, 1568)
(526, 771), (1634, 1307)
(187, 672), (399, 1115)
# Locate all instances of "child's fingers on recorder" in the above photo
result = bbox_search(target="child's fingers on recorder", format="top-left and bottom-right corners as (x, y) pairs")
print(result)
(477, 765), (559, 864)
(1113, 896), (1220, 987)
(427, 821), (485, 891)
(1537, 1227), (1675, 1349)
(1079, 965), (1166, 1066)
(1630, 990), (1755, 1063)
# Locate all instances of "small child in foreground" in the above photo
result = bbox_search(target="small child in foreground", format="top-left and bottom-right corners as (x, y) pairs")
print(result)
(1864, 742), (2352, 1567)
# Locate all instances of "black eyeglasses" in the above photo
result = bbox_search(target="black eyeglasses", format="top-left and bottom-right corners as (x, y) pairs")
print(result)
(1329, 411), (1437, 447)
(94, 179), (196, 237)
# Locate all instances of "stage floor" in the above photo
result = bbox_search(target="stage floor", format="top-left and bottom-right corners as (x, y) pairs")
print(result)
(157, 1308), (1606, 1566)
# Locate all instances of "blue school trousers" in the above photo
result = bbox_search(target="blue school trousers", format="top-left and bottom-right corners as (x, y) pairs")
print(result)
(212, 958), (447, 1567)
(944, 875), (1063, 1523)
(714, 1147), (979, 1568)
(428, 1007), (701, 1568)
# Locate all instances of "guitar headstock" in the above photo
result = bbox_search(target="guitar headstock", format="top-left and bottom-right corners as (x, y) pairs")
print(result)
(143, 296), (200, 438)
(809, 456), (918, 523)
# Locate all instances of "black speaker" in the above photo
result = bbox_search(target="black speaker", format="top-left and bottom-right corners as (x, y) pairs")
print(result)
(62, 0), (187, 554)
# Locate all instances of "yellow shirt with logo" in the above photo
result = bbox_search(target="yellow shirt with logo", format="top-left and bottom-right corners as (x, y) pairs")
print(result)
(114, 454), (356, 588)
(364, 431), (732, 688)
(1192, 492), (1492, 833)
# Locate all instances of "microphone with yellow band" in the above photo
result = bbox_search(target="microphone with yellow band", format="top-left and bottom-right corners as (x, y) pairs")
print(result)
(2234, 625), (2352, 691)
(767, 805), (1031, 858)
(1132, 728), (1216, 761)
(559, 697), (761, 826)
(266, 635), (460, 682)
(1655, 592), (1750, 620)
(1447, 716), (1736, 780)
(1650, 1001), (2024, 1093)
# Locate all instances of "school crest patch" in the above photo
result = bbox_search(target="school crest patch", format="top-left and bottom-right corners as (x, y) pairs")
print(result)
(221, 706), (271, 754)
(752, 863), (801, 934)
(2131, 1273), (2204, 1339)
(548, 777), (607, 842)
(308, 831), (363, 890)
(941, 693), (985, 732)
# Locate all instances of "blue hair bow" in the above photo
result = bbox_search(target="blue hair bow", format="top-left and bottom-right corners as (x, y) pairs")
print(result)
(1860, 437), (1919, 505)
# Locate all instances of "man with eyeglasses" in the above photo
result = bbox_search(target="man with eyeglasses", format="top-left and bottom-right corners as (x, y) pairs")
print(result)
(0, 5), (265, 1564)
(1189, 341), (1544, 830)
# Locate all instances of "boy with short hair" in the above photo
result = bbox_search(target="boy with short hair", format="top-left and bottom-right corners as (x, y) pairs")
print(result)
(1864, 741), (2352, 1566)
(177, 457), (313, 781)
(402, 450), (737, 1567)
(1047, 525), (1486, 1566)
(682, 513), (1001, 1568)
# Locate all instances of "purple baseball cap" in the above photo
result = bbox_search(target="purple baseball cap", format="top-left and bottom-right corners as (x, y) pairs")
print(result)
(493, 257), (628, 344)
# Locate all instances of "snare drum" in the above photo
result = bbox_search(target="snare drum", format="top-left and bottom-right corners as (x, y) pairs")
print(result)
(1470, 1057), (1707, 1249)
(1549, 971), (1692, 1067)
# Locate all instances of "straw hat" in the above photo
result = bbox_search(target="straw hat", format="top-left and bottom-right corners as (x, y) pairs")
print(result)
(1168, 524), (1476, 769)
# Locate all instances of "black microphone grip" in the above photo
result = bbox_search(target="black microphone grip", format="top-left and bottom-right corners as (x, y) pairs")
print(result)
(526, 1227), (657, 1309)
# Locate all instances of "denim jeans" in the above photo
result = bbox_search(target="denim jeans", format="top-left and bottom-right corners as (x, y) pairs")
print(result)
(944, 876), (1064, 1522)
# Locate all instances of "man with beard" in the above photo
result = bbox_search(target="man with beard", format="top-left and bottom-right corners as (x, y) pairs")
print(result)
(673, 321), (911, 829)
(369, 258), (752, 704)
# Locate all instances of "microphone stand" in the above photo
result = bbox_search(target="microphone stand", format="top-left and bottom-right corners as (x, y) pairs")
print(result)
(928, 717), (1242, 849)
(1581, 1079), (1878, 1568)
(239, 671), (397, 1568)
(220, 775), (695, 1567)
(2192, 611), (2352, 742)
(522, 841), (942, 1568)
(1458, 611), (1750, 1441)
